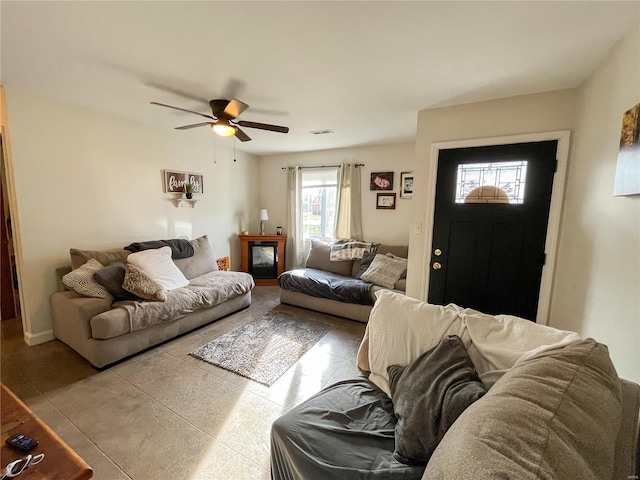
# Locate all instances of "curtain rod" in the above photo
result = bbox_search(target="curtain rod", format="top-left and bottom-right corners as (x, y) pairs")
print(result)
(281, 163), (365, 170)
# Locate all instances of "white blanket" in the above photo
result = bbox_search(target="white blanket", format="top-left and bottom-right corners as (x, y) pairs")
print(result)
(356, 290), (581, 396)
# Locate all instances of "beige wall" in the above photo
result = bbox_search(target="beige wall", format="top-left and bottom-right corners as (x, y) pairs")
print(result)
(5, 86), (260, 344)
(257, 142), (415, 246)
(550, 24), (640, 383)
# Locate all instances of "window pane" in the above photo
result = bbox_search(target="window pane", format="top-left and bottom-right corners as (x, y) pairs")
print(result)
(455, 161), (528, 204)
(301, 168), (338, 240)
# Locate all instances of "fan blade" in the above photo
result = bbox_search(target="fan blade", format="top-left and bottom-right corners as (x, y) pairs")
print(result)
(237, 120), (289, 134)
(151, 102), (214, 120)
(234, 127), (252, 142)
(224, 99), (249, 119)
(175, 122), (213, 130)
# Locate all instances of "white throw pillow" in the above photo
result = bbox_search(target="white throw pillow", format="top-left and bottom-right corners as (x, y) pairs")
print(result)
(62, 258), (114, 300)
(126, 246), (189, 291)
(360, 253), (408, 289)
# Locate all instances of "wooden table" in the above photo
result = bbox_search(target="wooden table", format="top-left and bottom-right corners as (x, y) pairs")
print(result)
(1, 384), (93, 480)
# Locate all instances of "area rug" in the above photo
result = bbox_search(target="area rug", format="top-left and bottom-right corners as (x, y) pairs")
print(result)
(190, 309), (331, 386)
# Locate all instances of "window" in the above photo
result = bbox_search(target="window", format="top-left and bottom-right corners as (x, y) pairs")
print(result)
(455, 160), (528, 204)
(301, 168), (338, 240)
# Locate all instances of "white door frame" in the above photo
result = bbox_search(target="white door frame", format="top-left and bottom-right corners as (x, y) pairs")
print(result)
(421, 131), (570, 325)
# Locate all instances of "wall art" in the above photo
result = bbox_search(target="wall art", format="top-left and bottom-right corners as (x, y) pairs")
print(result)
(400, 171), (414, 198)
(163, 170), (204, 194)
(370, 171), (394, 191)
(376, 192), (396, 209)
(613, 103), (640, 196)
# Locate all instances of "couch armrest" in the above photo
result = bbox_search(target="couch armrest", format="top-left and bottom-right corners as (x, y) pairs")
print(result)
(50, 291), (112, 342)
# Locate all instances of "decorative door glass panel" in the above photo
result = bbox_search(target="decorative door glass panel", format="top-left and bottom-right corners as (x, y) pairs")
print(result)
(455, 161), (528, 204)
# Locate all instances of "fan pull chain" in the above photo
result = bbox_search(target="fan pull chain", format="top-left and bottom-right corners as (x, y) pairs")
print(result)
(213, 140), (216, 164)
(234, 137), (237, 162)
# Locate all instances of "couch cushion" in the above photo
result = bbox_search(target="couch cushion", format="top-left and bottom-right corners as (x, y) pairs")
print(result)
(62, 259), (114, 300)
(70, 248), (130, 270)
(354, 250), (378, 279)
(361, 254), (408, 289)
(93, 262), (140, 301)
(173, 235), (218, 280)
(127, 246), (190, 291)
(305, 239), (353, 277)
(122, 263), (167, 301)
(388, 335), (486, 465)
(423, 339), (622, 480)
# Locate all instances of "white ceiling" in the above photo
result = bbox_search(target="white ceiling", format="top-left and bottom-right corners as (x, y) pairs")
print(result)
(2, 1), (639, 156)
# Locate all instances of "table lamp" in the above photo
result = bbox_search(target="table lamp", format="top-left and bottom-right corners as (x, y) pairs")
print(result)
(259, 209), (269, 235)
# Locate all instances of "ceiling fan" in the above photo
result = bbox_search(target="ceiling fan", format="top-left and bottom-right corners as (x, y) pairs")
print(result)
(151, 99), (289, 142)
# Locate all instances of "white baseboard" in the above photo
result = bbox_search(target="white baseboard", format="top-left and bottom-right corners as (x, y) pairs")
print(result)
(24, 329), (55, 346)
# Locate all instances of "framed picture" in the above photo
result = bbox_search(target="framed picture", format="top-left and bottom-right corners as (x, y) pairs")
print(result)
(400, 171), (414, 199)
(370, 171), (394, 190)
(163, 170), (204, 194)
(376, 192), (396, 209)
(613, 103), (640, 196)
(216, 256), (230, 271)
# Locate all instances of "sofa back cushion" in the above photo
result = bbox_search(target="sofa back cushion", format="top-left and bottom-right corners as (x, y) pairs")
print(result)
(305, 239), (353, 277)
(423, 339), (622, 480)
(70, 248), (130, 270)
(173, 235), (218, 279)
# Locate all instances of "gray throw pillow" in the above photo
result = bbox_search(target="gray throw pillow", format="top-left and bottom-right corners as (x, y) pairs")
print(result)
(93, 262), (140, 301)
(354, 250), (378, 279)
(387, 335), (486, 465)
(360, 254), (408, 288)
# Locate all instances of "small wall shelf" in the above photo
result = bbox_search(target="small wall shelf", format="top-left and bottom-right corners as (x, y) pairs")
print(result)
(167, 197), (199, 208)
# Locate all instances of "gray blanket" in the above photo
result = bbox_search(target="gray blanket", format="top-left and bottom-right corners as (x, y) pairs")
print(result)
(278, 268), (374, 305)
(124, 239), (194, 259)
(119, 271), (254, 332)
(271, 376), (426, 480)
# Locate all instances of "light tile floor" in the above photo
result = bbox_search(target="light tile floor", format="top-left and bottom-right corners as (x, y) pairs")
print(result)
(0, 286), (366, 479)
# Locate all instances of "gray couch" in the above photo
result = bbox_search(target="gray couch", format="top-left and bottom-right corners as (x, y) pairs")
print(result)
(271, 290), (640, 480)
(50, 235), (254, 368)
(279, 240), (408, 322)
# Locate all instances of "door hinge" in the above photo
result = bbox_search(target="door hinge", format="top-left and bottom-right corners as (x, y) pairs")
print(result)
(543, 253), (547, 266)
(554, 159), (558, 172)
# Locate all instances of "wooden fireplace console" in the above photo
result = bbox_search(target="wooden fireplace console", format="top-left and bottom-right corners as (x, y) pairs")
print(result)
(239, 234), (287, 286)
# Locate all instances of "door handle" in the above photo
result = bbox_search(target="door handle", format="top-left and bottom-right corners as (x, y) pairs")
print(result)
(432, 262), (442, 270)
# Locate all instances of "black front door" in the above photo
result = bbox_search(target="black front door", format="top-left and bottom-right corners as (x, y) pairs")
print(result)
(428, 141), (557, 321)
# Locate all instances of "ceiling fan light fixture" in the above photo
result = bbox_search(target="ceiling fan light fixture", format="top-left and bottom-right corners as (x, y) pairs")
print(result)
(212, 120), (235, 137)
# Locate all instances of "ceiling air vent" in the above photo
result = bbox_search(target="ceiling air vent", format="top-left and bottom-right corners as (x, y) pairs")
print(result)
(309, 129), (334, 135)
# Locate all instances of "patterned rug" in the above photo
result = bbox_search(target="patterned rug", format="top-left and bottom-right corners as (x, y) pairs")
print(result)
(190, 309), (331, 386)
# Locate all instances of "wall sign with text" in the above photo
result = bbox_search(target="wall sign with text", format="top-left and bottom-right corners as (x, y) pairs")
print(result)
(163, 170), (204, 194)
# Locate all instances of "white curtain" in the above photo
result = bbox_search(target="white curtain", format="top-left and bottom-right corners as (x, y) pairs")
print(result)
(286, 167), (305, 269)
(335, 163), (363, 240)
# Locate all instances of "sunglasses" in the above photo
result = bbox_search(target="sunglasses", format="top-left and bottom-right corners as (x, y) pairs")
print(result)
(0, 453), (45, 479)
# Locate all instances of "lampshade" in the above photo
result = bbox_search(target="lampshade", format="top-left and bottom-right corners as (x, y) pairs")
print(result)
(212, 120), (236, 137)
(259, 209), (269, 221)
